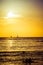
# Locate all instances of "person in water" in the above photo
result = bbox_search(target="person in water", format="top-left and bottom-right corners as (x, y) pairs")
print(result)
(23, 58), (33, 65)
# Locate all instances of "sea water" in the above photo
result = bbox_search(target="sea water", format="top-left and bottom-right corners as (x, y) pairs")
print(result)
(0, 37), (43, 65)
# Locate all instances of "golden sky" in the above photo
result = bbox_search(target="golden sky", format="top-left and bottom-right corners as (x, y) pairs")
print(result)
(0, 0), (43, 37)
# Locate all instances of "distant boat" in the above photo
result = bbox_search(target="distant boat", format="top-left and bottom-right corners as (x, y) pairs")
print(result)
(17, 35), (19, 38)
(10, 36), (12, 38)
(9, 34), (19, 40)
(9, 36), (13, 39)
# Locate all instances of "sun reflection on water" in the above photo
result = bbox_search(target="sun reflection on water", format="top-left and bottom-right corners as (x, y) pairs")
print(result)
(6, 40), (14, 51)
(7, 40), (13, 47)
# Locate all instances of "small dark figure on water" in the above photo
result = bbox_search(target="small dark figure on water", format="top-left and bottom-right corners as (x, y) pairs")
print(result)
(23, 58), (33, 65)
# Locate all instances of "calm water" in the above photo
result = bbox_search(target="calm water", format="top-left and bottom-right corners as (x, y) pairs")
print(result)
(0, 38), (43, 65)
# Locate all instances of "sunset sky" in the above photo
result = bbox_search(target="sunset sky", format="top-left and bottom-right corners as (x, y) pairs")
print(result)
(0, 0), (43, 37)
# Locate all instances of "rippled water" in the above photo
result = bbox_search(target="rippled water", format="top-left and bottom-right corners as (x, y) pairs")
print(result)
(0, 38), (43, 51)
(0, 38), (43, 65)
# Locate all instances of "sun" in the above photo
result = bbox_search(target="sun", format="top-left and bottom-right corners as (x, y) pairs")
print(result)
(4, 11), (21, 24)
(7, 11), (14, 18)
(6, 11), (21, 18)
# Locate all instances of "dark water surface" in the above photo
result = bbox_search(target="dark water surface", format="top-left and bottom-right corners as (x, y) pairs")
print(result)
(0, 37), (43, 65)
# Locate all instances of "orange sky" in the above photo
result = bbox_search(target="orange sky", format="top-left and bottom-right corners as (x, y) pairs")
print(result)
(0, 0), (43, 37)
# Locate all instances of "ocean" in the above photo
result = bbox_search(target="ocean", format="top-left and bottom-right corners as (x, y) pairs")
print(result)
(0, 37), (43, 65)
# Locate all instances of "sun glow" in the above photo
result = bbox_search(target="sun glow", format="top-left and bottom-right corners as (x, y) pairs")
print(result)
(7, 11), (14, 18)
(5, 11), (21, 18)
